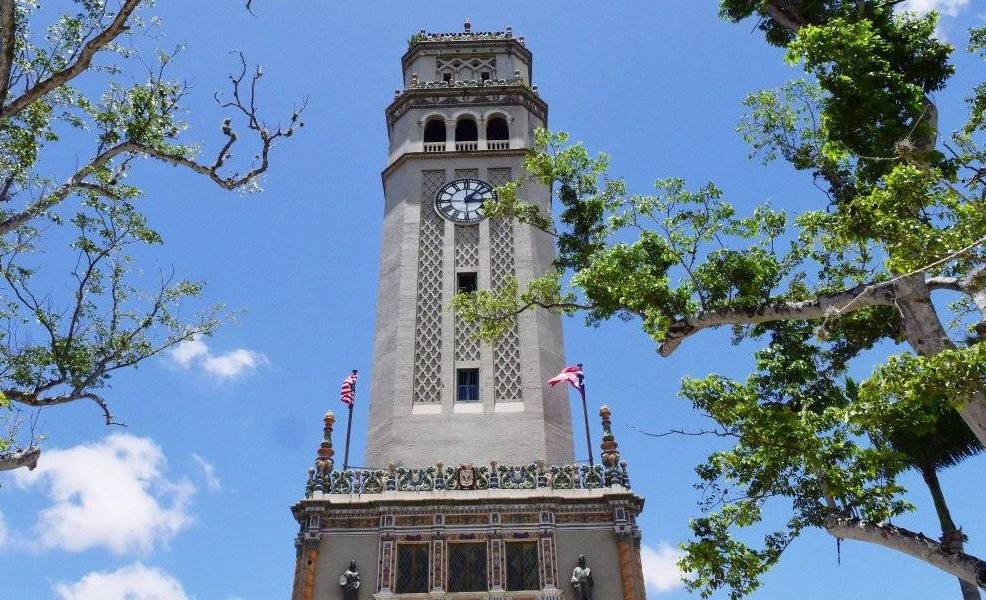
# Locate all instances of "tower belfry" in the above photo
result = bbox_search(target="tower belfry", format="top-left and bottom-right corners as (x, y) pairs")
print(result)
(291, 23), (647, 600)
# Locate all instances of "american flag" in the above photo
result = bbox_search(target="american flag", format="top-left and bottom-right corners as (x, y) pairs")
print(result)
(340, 370), (358, 407)
(547, 364), (583, 392)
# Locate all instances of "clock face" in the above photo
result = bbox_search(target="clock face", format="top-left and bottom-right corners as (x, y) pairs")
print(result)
(434, 178), (496, 224)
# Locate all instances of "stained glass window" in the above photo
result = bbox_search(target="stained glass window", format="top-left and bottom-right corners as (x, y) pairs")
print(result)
(396, 544), (429, 593)
(448, 542), (487, 592)
(506, 541), (540, 591)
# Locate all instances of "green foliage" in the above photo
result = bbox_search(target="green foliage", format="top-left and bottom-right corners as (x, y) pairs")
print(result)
(0, 1), (291, 467)
(453, 2), (986, 596)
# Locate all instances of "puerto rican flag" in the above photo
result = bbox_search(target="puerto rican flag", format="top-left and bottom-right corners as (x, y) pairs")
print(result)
(547, 365), (583, 392)
(340, 370), (358, 407)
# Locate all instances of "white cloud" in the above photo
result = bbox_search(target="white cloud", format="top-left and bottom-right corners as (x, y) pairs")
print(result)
(900, 0), (970, 17)
(13, 434), (194, 555)
(641, 543), (686, 594)
(168, 335), (268, 381)
(191, 453), (221, 492)
(53, 562), (189, 600)
(0, 508), (7, 547)
(168, 336), (208, 368)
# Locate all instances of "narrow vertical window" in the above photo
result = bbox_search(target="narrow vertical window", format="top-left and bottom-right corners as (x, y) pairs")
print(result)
(396, 544), (430, 593)
(457, 368), (480, 402)
(448, 542), (488, 592)
(457, 272), (478, 293)
(506, 542), (541, 591)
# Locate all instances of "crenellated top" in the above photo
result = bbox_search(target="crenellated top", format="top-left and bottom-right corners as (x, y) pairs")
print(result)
(405, 20), (524, 49)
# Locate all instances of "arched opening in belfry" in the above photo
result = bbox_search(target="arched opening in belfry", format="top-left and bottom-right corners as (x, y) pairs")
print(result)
(423, 119), (446, 143)
(486, 117), (508, 141)
(455, 117), (478, 142)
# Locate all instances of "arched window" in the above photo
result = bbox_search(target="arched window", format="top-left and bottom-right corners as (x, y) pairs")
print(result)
(423, 119), (446, 143)
(486, 117), (508, 140)
(455, 117), (478, 141)
(486, 116), (509, 150)
(455, 117), (478, 151)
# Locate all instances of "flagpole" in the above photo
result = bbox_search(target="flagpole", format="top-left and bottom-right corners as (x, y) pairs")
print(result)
(343, 369), (357, 471)
(577, 363), (594, 466)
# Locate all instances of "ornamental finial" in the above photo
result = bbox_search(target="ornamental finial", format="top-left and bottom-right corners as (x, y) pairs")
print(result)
(599, 405), (619, 467)
(315, 411), (335, 474)
(463, 18), (471, 32)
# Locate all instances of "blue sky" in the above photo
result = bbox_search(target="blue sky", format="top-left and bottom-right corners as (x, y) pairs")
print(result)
(1, 1), (984, 599)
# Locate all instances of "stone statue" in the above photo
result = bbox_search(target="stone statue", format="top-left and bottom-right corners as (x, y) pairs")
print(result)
(570, 554), (593, 600)
(339, 560), (360, 598)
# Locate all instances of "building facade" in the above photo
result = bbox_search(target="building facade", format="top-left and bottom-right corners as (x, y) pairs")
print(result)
(291, 22), (647, 600)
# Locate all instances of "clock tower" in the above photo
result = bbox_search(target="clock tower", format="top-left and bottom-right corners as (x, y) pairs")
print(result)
(291, 23), (647, 600)
(368, 20), (572, 468)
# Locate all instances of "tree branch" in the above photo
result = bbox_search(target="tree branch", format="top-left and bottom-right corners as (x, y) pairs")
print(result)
(0, 140), (133, 236)
(766, 1), (807, 34)
(826, 516), (986, 591)
(6, 390), (122, 425)
(0, 445), (40, 471)
(0, 0), (141, 120)
(658, 281), (898, 356)
(926, 276), (963, 293)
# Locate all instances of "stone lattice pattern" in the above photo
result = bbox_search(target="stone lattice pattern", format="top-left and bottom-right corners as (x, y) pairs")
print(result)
(454, 168), (479, 179)
(487, 168), (523, 403)
(412, 170), (446, 404)
(454, 224), (481, 363)
(455, 315), (481, 362)
(454, 225), (479, 268)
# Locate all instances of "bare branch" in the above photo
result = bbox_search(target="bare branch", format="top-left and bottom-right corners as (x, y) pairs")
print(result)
(629, 424), (738, 438)
(0, 0), (141, 119)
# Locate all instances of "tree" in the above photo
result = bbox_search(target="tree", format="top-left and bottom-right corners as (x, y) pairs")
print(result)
(0, 0), (302, 472)
(454, 2), (986, 595)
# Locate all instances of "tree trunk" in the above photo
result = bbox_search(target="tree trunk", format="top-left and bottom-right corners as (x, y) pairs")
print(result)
(896, 275), (986, 448)
(920, 464), (982, 600)
(825, 516), (986, 591)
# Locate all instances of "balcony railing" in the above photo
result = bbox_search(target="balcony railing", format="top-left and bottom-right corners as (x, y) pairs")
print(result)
(304, 461), (631, 498)
(423, 142), (445, 153)
(486, 140), (509, 150)
(455, 141), (479, 152)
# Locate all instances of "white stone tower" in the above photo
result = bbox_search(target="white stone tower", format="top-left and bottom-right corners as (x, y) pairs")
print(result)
(290, 25), (647, 600)
(366, 20), (573, 468)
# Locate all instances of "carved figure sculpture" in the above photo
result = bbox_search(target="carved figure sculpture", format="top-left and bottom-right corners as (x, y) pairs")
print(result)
(339, 560), (360, 599)
(570, 554), (593, 600)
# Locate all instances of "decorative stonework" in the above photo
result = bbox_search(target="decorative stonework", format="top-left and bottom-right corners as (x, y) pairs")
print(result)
(437, 56), (497, 82)
(412, 170), (447, 404)
(487, 168), (522, 402)
(387, 92), (546, 128)
(488, 173), (523, 404)
(303, 461), (625, 497)
(454, 224), (479, 268)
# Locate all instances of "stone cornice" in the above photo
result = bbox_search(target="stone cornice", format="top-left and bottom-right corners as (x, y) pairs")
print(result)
(291, 486), (645, 521)
(401, 37), (532, 73)
(381, 148), (529, 181)
(385, 85), (548, 128)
